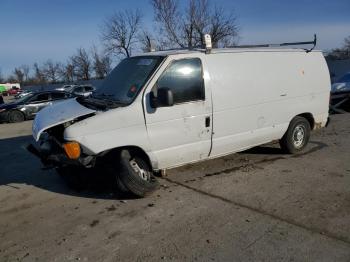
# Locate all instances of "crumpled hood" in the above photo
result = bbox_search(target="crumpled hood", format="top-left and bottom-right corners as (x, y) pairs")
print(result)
(32, 98), (96, 141)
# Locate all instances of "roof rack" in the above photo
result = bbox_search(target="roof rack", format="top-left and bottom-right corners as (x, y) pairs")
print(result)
(150, 34), (317, 54)
(232, 34), (317, 53)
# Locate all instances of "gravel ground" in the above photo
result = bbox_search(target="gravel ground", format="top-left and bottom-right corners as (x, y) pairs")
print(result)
(0, 114), (349, 261)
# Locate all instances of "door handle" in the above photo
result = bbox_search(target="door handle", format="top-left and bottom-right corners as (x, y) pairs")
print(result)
(205, 116), (210, 127)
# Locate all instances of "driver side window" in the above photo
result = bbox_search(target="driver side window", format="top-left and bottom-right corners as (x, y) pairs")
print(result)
(156, 58), (205, 104)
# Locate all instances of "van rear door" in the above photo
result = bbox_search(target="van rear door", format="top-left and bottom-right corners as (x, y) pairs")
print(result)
(145, 57), (212, 169)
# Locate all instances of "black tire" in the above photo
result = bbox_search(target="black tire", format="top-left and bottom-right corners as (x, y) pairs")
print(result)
(116, 176), (129, 193)
(279, 116), (311, 154)
(118, 150), (159, 197)
(8, 110), (25, 123)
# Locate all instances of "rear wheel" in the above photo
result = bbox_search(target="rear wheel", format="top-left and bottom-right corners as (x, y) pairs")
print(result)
(8, 110), (25, 123)
(280, 116), (311, 154)
(118, 150), (159, 197)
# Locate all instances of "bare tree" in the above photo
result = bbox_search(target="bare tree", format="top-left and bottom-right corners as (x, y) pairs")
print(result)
(92, 46), (112, 79)
(71, 48), (91, 80)
(151, 0), (239, 48)
(13, 67), (25, 83)
(326, 35), (350, 60)
(33, 63), (46, 84)
(151, 0), (184, 48)
(0, 68), (4, 83)
(101, 9), (142, 58)
(59, 61), (75, 83)
(6, 75), (17, 83)
(139, 30), (159, 52)
(344, 36), (350, 50)
(42, 60), (61, 83)
(20, 65), (30, 82)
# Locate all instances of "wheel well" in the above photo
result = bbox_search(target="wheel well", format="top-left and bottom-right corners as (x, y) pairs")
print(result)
(9, 110), (26, 120)
(102, 146), (153, 171)
(296, 113), (314, 129)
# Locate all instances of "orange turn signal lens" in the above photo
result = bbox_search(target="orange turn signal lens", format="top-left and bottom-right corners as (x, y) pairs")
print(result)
(63, 142), (81, 159)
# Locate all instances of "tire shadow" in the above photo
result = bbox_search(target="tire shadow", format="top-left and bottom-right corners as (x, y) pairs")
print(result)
(0, 135), (328, 200)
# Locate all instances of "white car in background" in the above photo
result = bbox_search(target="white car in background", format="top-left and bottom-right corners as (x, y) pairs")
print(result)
(331, 72), (350, 93)
(55, 84), (77, 92)
(15, 90), (32, 99)
(55, 84), (95, 97)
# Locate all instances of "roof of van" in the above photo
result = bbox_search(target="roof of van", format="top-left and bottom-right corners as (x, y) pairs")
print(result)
(135, 48), (322, 57)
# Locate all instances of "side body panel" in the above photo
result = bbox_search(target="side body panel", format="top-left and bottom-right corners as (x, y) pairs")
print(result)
(204, 51), (330, 158)
(63, 50), (330, 170)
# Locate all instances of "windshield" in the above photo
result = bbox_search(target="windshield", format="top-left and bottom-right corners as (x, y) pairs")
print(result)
(94, 56), (164, 104)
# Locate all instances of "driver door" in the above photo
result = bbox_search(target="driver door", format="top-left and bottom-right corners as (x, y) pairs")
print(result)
(145, 57), (213, 169)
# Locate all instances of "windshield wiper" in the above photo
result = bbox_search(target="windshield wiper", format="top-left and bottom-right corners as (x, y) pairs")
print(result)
(77, 97), (108, 110)
(92, 93), (127, 105)
(93, 92), (113, 98)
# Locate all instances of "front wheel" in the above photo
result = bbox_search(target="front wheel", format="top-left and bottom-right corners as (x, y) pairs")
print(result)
(8, 110), (25, 123)
(280, 116), (311, 154)
(118, 150), (159, 197)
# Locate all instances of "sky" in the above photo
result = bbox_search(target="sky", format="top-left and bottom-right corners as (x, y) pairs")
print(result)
(0, 0), (350, 77)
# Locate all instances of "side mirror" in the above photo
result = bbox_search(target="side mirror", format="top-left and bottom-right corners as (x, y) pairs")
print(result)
(150, 87), (174, 108)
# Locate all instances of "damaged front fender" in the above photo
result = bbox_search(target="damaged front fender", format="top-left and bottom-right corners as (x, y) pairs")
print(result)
(32, 98), (96, 141)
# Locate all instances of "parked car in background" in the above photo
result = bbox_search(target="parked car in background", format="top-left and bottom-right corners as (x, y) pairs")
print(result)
(331, 72), (350, 93)
(0, 91), (73, 123)
(0, 83), (21, 95)
(72, 85), (95, 97)
(15, 90), (32, 99)
(7, 86), (22, 96)
(330, 72), (350, 113)
(56, 84), (95, 97)
(55, 84), (77, 92)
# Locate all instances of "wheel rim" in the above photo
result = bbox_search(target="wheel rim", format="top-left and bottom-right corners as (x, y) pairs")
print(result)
(11, 112), (23, 122)
(292, 124), (305, 148)
(129, 159), (151, 181)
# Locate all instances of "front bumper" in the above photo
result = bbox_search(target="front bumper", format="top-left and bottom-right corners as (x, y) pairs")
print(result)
(27, 137), (95, 168)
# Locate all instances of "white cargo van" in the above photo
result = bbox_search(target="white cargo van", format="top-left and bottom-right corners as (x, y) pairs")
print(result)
(28, 39), (330, 197)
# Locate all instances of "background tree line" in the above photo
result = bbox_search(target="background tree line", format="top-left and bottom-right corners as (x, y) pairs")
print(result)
(326, 36), (350, 60)
(1, 0), (239, 86)
(2, 0), (348, 86)
(1, 46), (112, 86)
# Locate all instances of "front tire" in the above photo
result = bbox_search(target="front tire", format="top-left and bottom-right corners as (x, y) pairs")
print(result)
(8, 110), (25, 123)
(118, 150), (159, 197)
(280, 116), (311, 154)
